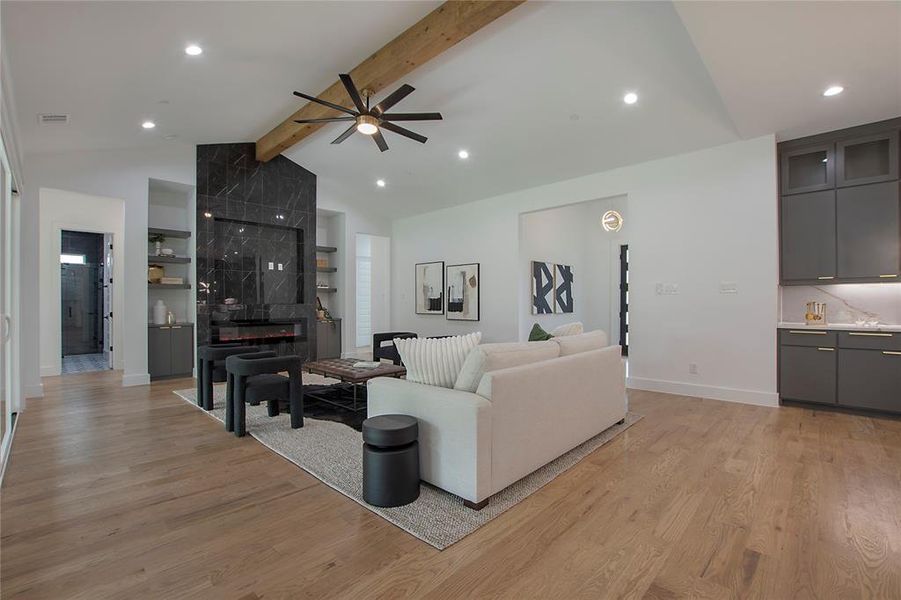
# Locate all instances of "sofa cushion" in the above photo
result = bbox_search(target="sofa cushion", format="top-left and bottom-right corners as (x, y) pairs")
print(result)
(551, 321), (584, 337)
(394, 332), (481, 388)
(454, 340), (560, 393)
(554, 330), (609, 356)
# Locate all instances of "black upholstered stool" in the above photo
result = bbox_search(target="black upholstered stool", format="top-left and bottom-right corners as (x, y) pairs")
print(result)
(362, 414), (420, 507)
(225, 352), (304, 437)
(197, 344), (261, 411)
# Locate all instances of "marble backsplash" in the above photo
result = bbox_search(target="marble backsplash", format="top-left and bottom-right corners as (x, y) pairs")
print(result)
(780, 284), (901, 325)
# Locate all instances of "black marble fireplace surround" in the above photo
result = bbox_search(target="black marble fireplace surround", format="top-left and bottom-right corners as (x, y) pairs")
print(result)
(196, 143), (317, 360)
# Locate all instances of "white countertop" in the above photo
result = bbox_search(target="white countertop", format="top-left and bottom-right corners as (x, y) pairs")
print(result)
(778, 322), (901, 333)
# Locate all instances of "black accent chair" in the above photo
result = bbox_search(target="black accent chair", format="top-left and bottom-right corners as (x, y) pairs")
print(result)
(372, 332), (418, 366)
(225, 352), (304, 437)
(197, 344), (261, 411)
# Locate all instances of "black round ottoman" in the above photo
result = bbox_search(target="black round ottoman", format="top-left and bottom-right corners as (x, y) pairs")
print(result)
(362, 414), (420, 507)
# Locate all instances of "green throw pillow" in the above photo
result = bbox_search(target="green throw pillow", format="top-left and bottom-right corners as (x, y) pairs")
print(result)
(528, 323), (554, 341)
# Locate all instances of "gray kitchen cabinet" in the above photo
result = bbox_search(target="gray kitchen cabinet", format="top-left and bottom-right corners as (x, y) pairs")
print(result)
(779, 344), (837, 405)
(780, 190), (836, 282)
(316, 318), (342, 360)
(836, 181), (900, 280)
(837, 349), (901, 413)
(149, 324), (194, 379)
(169, 326), (194, 376)
(836, 130), (899, 188)
(780, 143), (834, 195)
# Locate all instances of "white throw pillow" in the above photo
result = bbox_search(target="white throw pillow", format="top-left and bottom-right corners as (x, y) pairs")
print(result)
(394, 332), (482, 388)
(454, 340), (560, 393)
(551, 322), (584, 337)
(554, 330), (609, 356)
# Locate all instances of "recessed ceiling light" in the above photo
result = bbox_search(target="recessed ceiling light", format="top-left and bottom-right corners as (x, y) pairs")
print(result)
(623, 92), (638, 105)
(823, 85), (843, 97)
(142, 121), (156, 129)
(376, 179), (386, 188)
(185, 44), (203, 56)
(458, 149), (469, 159)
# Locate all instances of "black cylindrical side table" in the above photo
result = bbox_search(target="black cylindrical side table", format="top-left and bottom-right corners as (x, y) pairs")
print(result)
(362, 414), (420, 507)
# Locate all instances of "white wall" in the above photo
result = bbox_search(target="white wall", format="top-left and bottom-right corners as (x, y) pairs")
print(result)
(391, 135), (779, 406)
(38, 188), (125, 376)
(519, 195), (629, 341)
(21, 145), (195, 394)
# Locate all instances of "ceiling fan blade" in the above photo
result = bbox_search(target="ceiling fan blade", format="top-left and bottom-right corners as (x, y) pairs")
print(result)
(372, 84), (415, 115)
(331, 124), (357, 144)
(339, 74), (367, 113)
(293, 91), (357, 116)
(380, 112), (443, 122)
(380, 121), (427, 144)
(372, 129), (389, 152)
(294, 117), (355, 124)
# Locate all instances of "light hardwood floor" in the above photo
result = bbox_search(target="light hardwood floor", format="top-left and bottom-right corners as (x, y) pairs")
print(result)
(2, 371), (900, 599)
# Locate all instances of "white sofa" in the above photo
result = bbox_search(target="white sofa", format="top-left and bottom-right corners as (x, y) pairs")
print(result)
(366, 331), (627, 506)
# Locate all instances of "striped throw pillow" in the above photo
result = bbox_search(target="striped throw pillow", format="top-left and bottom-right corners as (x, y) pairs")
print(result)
(394, 332), (482, 388)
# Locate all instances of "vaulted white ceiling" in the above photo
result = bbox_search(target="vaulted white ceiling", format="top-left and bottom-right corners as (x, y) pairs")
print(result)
(4, 1), (899, 217)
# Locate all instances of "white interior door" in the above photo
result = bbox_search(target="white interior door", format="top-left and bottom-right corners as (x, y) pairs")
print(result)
(0, 135), (15, 466)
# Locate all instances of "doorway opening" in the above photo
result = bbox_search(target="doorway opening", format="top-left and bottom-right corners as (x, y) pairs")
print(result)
(355, 233), (390, 353)
(60, 230), (112, 374)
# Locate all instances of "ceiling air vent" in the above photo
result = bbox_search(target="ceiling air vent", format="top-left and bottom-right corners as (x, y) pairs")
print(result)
(38, 113), (70, 125)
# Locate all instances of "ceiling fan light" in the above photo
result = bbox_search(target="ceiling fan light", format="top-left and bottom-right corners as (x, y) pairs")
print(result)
(356, 115), (379, 135)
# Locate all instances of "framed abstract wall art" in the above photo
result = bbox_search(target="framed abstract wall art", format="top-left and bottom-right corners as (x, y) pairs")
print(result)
(446, 263), (480, 321)
(415, 261), (445, 314)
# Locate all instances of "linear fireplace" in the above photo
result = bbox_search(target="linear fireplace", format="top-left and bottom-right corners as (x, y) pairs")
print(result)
(211, 319), (307, 346)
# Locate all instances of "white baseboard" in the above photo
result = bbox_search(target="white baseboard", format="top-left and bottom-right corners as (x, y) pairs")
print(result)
(626, 377), (779, 407)
(25, 383), (44, 398)
(40, 365), (59, 377)
(122, 373), (151, 387)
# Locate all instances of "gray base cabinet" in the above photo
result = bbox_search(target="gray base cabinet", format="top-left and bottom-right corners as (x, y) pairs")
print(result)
(838, 349), (901, 413)
(149, 324), (194, 380)
(316, 319), (342, 360)
(779, 327), (901, 415)
(779, 345), (836, 405)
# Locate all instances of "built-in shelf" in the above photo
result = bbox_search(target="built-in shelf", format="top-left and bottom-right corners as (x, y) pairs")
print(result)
(316, 245), (337, 253)
(316, 267), (337, 273)
(148, 255), (191, 264)
(149, 283), (192, 290)
(149, 227), (192, 239)
(148, 322), (194, 328)
(315, 287), (338, 293)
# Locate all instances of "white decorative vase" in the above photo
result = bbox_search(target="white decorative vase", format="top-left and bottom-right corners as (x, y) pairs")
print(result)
(154, 241), (162, 256)
(153, 299), (167, 325)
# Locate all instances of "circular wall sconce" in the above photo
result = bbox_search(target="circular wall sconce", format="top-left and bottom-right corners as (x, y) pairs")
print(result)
(601, 210), (623, 232)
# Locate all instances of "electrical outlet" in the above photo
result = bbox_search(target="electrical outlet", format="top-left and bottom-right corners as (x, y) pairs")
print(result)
(689, 363), (698, 375)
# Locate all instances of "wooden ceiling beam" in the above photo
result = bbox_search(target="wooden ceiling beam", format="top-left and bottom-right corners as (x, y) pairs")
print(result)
(255, 0), (525, 162)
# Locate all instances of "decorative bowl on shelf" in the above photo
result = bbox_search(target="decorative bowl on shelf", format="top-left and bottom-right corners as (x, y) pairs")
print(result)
(160, 248), (175, 256)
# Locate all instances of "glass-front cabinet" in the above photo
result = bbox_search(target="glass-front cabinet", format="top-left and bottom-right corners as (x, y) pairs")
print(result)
(836, 131), (899, 187)
(780, 143), (834, 195)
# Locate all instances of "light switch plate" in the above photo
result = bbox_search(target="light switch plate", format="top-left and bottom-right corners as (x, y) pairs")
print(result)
(720, 281), (738, 294)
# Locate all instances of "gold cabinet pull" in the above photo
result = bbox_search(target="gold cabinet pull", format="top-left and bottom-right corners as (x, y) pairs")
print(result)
(817, 347), (835, 352)
(788, 330), (827, 335)
(878, 274), (898, 278)
(848, 332), (892, 337)
(817, 276), (834, 280)
(883, 351), (901, 356)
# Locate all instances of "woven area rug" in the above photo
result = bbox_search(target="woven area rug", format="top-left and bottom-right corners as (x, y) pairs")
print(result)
(174, 384), (641, 550)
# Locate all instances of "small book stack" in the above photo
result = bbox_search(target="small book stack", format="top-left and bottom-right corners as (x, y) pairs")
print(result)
(159, 276), (184, 285)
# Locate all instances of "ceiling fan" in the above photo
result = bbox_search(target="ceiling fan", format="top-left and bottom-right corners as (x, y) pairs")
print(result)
(292, 73), (442, 152)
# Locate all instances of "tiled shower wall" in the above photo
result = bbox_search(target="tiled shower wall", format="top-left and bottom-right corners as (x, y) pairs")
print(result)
(195, 143), (317, 359)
